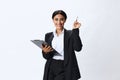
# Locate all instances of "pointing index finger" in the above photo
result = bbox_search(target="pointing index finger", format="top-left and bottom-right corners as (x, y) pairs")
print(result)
(76, 16), (78, 22)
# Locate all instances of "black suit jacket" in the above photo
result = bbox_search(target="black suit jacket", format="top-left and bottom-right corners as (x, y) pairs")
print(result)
(42, 28), (82, 80)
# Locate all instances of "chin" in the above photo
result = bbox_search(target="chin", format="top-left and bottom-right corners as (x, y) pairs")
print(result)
(58, 26), (63, 28)
(56, 27), (63, 30)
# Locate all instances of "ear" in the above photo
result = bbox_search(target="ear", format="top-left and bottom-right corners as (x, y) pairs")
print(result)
(52, 19), (54, 22)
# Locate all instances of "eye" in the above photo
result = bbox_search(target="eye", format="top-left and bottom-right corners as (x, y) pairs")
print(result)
(54, 18), (58, 21)
(60, 18), (64, 21)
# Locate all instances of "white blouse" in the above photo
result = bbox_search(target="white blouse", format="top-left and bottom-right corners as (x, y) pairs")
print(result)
(52, 29), (64, 60)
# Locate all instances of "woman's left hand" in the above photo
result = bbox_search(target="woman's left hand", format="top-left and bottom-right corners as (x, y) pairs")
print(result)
(73, 19), (81, 29)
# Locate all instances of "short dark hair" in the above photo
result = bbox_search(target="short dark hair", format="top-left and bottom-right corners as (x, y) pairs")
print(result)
(52, 10), (67, 20)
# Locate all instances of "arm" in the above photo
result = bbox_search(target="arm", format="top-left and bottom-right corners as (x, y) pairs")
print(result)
(72, 18), (83, 51)
(42, 50), (56, 60)
(72, 28), (83, 51)
(42, 33), (55, 60)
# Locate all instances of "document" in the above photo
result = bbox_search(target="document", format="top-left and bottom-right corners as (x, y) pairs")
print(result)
(31, 40), (48, 49)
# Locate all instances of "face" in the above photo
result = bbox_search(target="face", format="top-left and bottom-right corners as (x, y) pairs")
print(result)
(53, 14), (66, 30)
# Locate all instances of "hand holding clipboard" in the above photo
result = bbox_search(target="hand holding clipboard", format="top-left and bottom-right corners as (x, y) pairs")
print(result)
(31, 40), (53, 53)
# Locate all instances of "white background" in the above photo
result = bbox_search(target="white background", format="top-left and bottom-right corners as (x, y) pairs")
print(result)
(0, 0), (120, 80)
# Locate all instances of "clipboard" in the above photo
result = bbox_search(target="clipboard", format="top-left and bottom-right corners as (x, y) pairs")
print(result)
(31, 39), (61, 55)
(31, 40), (48, 49)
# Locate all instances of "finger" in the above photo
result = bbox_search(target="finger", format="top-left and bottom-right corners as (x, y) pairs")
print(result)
(41, 45), (46, 50)
(44, 46), (50, 50)
(47, 46), (53, 52)
(49, 48), (54, 52)
(76, 16), (78, 22)
(45, 49), (52, 53)
(44, 45), (48, 48)
(42, 45), (48, 51)
(46, 45), (49, 48)
(47, 46), (52, 50)
(51, 48), (54, 51)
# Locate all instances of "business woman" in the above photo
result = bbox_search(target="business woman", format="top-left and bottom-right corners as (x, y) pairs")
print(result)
(41, 10), (83, 80)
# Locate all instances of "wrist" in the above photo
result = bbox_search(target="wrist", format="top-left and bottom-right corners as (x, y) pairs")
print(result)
(72, 28), (79, 35)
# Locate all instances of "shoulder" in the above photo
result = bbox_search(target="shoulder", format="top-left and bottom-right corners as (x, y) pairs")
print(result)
(45, 32), (53, 37)
(64, 29), (72, 36)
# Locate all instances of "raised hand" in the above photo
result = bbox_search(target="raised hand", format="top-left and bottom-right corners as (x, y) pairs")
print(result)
(73, 17), (81, 29)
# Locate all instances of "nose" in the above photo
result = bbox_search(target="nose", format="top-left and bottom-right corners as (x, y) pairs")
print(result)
(57, 20), (61, 24)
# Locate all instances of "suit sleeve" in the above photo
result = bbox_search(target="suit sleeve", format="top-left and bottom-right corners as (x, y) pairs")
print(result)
(72, 28), (83, 51)
(42, 33), (55, 60)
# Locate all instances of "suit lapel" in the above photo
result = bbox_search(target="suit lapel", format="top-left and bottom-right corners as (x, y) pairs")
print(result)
(64, 29), (72, 66)
(47, 32), (54, 47)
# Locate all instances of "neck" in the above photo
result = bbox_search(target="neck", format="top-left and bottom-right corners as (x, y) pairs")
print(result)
(56, 28), (64, 36)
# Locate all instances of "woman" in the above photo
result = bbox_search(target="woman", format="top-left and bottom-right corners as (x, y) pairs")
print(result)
(41, 10), (83, 80)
